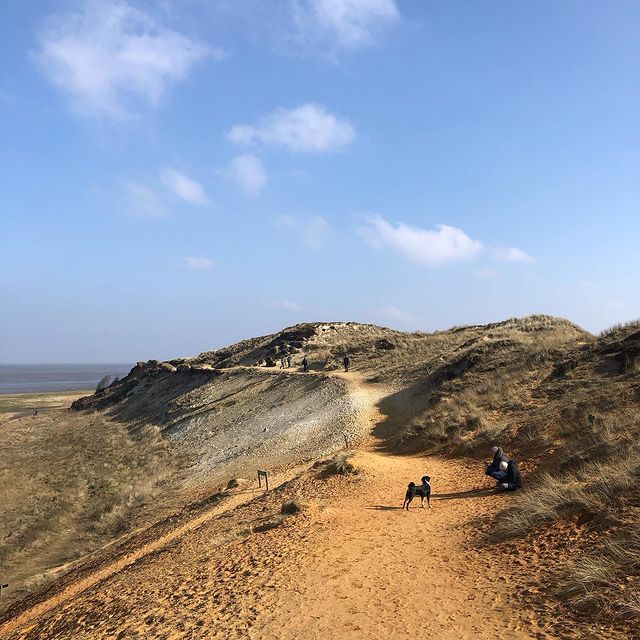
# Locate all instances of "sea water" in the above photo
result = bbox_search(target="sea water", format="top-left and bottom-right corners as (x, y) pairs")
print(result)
(0, 364), (133, 394)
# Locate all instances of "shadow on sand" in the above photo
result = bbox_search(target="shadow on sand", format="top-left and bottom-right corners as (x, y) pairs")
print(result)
(366, 505), (405, 511)
(433, 488), (497, 501)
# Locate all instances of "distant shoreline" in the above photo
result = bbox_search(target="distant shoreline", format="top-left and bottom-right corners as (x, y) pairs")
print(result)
(0, 389), (92, 415)
(0, 363), (132, 395)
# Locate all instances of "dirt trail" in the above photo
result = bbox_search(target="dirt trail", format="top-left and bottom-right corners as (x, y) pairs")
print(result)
(1, 370), (542, 639)
(244, 451), (539, 640)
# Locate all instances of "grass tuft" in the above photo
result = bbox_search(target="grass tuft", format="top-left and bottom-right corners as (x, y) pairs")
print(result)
(325, 452), (357, 475)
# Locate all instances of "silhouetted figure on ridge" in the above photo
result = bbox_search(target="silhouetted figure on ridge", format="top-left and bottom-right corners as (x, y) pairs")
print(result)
(302, 356), (308, 372)
(343, 355), (350, 372)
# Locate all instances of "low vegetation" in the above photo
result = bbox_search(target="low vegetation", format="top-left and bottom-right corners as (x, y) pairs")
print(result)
(0, 413), (181, 605)
(281, 500), (301, 515)
(554, 522), (640, 621)
(324, 452), (357, 476)
(494, 410), (640, 624)
(598, 319), (640, 339)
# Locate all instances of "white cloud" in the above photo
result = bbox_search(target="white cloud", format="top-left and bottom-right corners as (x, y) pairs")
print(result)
(271, 299), (300, 311)
(122, 180), (168, 218)
(272, 214), (331, 250)
(359, 215), (484, 266)
(494, 247), (535, 263)
(36, 0), (219, 119)
(183, 256), (215, 270)
(229, 154), (268, 196)
(292, 0), (399, 50)
(227, 103), (355, 153)
(160, 168), (210, 205)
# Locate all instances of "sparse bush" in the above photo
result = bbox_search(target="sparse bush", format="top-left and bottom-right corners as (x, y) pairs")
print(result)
(324, 452), (357, 475)
(598, 319), (640, 339)
(281, 500), (301, 515)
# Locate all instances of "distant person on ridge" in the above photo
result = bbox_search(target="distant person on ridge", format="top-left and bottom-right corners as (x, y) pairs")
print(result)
(485, 446), (510, 482)
(343, 355), (350, 372)
(302, 356), (308, 372)
(287, 355), (292, 368)
(280, 357), (286, 369)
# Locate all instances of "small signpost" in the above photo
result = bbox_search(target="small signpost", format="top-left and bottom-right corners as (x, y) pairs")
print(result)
(257, 469), (269, 491)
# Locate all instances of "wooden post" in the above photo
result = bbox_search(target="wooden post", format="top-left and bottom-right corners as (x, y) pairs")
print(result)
(258, 469), (269, 491)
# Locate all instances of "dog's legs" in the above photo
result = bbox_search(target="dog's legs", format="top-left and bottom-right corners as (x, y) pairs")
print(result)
(420, 496), (424, 509)
(427, 495), (431, 509)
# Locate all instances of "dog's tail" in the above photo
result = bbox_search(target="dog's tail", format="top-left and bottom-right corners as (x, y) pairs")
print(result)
(407, 482), (416, 489)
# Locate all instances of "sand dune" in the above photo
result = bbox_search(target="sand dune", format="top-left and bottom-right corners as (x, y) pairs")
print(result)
(2, 317), (638, 638)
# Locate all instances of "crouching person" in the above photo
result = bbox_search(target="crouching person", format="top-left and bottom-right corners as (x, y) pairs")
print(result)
(498, 460), (523, 491)
(485, 446), (510, 482)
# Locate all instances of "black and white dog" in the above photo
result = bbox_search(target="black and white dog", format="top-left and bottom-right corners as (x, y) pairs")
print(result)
(403, 475), (431, 510)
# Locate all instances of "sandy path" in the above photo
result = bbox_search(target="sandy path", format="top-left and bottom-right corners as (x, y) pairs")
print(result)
(244, 451), (538, 640)
(1, 371), (542, 639)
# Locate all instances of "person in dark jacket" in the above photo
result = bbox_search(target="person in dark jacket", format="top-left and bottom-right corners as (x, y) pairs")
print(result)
(343, 355), (350, 372)
(498, 460), (523, 491)
(302, 356), (308, 372)
(485, 446), (510, 482)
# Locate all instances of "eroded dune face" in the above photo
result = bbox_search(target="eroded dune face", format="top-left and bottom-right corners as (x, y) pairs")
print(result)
(158, 370), (364, 479)
(72, 367), (366, 481)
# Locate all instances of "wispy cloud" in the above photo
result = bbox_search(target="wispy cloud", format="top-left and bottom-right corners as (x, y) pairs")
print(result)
(35, 0), (220, 119)
(358, 215), (484, 266)
(183, 256), (215, 270)
(291, 0), (399, 51)
(271, 298), (300, 311)
(160, 168), (210, 205)
(227, 103), (355, 154)
(228, 154), (268, 196)
(494, 247), (535, 263)
(122, 180), (168, 218)
(275, 214), (331, 250)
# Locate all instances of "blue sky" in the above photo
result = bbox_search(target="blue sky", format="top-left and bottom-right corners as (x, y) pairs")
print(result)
(1, 0), (638, 363)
